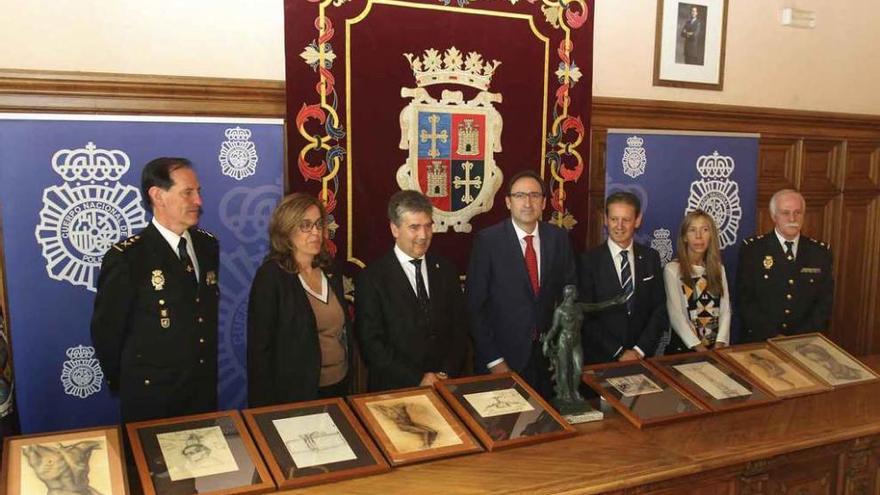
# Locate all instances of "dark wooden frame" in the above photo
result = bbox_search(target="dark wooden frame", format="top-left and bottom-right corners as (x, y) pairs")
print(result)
(716, 342), (831, 398)
(242, 397), (389, 489)
(126, 410), (274, 495)
(347, 386), (483, 466)
(650, 351), (779, 412)
(435, 372), (577, 451)
(769, 333), (880, 388)
(1, 425), (129, 495)
(652, 0), (729, 90)
(582, 360), (709, 428)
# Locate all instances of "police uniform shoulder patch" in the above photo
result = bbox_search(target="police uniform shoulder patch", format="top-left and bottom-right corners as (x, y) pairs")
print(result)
(111, 233), (142, 252)
(743, 234), (763, 245)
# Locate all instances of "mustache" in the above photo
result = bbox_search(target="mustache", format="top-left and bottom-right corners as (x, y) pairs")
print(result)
(784, 222), (800, 228)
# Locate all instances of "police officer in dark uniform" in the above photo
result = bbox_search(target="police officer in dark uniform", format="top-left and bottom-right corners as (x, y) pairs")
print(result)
(736, 189), (833, 343)
(91, 157), (219, 423)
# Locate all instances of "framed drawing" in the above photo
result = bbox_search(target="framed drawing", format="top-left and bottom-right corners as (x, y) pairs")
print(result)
(716, 342), (831, 398)
(582, 360), (708, 428)
(436, 372), (576, 451)
(347, 386), (483, 466)
(242, 397), (390, 489)
(127, 410), (274, 495)
(653, 0), (728, 90)
(1, 425), (128, 495)
(769, 333), (880, 388)
(650, 351), (778, 412)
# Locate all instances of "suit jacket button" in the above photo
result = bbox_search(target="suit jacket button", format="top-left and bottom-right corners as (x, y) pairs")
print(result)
(763, 274), (769, 279)
(786, 294), (792, 300)
(199, 338), (206, 344)
(199, 358), (205, 364)
(782, 323), (788, 329)
(788, 279), (794, 285)
(785, 309), (791, 315)
(195, 297), (200, 303)
(144, 379), (151, 385)
(198, 317), (204, 323)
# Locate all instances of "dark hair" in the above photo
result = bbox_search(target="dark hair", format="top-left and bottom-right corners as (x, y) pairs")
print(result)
(605, 191), (641, 217)
(388, 190), (433, 226)
(506, 169), (545, 196)
(266, 193), (332, 273)
(141, 157), (193, 210)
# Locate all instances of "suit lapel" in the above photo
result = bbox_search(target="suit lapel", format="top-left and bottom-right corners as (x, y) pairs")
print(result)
(538, 222), (553, 297)
(384, 251), (419, 306)
(600, 242), (621, 291)
(425, 255), (444, 317)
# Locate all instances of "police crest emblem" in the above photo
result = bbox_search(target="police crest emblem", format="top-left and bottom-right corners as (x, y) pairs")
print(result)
(650, 228), (673, 266)
(397, 47), (504, 233)
(685, 151), (742, 249)
(60, 345), (104, 399)
(218, 127), (259, 181)
(151, 270), (165, 291)
(622, 135), (647, 179)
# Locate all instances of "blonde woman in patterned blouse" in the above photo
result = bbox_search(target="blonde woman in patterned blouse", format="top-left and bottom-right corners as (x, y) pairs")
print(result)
(663, 210), (730, 353)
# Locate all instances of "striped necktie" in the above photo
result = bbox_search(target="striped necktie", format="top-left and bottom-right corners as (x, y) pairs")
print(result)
(620, 250), (634, 315)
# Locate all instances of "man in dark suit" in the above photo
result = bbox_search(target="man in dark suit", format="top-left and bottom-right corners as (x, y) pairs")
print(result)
(681, 6), (703, 65)
(467, 170), (577, 398)
(91, 157), (219, 423)
(578, 192), (667, 364)
(356, 190), (468, 392)
(737, 189), (833, 342)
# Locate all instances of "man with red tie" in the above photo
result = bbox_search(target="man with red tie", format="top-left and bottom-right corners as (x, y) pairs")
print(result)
(467, 170), (577, 397)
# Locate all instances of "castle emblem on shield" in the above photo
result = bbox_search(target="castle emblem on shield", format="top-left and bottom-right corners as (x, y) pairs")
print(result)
(35, 142), (148, 291)
(60, 345), (104, 399)
(397, 47), (504, 232)
(686, 151), (742, 249)
(651, 228), (673, 266)
(622, 135), (647, 179)
(219, 127), (259, 181)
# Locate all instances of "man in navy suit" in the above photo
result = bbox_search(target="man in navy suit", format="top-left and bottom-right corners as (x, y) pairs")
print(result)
(467, 170), (577, 397)
(356, 190), (468, 392)
(578, 192), (668, 364)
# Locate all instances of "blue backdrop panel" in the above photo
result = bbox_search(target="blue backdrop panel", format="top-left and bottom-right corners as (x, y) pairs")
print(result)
(0, 115), (283, 433)
(605, 130), (759, 341)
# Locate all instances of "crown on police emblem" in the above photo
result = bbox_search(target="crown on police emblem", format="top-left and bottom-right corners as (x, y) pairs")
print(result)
(66, 344), (96, 360)
(404, 47), (501, 91)
(653, 228), (670, 239)
(224, 126), (252, 141)
(696, 151), (735, 179)
(626, 136), (644, 148)
(51, 142), (130, 183)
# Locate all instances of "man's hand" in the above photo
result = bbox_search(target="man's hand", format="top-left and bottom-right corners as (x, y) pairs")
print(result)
(713, 342), (728, 349)
(419, 372), (449, 386)
(489, 361), (511, 374)
(692, 344), (709, 352)
(618, 349), (641, 362)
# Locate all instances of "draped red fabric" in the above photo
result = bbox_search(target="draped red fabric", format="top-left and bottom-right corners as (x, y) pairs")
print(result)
(285, 0), (594, 275)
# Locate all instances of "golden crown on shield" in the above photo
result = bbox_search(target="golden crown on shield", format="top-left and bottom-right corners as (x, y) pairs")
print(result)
(404, 47), (501, 91)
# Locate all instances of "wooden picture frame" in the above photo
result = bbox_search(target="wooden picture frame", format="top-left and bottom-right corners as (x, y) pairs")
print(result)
(716, 342), (831, 398)
(435, 372), (577, 451)
(126, 410), (274, 495)
(2, 425), (129, 495)
(242, 397), (390, 489)
(582, 360), (708, 428)
(653, 0), (728, 90)
(769, 333), (880, 388)
(650, 351), (779, 412)
(347, 386), (483, 466)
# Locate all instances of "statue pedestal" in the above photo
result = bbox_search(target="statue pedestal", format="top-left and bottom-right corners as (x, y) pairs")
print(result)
(553, 399), (604, 424)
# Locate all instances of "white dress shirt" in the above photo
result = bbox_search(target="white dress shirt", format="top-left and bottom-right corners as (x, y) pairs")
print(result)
(663, 261), (731, 349)
(152, 217), (200, 282)
(774, 229), (800, 258)
(393, 244), (430, 298)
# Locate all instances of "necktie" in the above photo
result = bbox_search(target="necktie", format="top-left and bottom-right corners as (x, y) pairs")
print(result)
(784, 241), (795, 261)
(409, 259), (430, 316)
(178, 237), (198, 287)
(524, 235), (540, 296)
(620, 250), (634, 315)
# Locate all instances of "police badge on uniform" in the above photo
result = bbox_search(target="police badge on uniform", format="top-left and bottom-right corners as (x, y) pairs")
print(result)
(397, 47), (504, 233)
(206, 270), (218, 286)
(763, 255), (774, 269)
(151, 269), (165, 291)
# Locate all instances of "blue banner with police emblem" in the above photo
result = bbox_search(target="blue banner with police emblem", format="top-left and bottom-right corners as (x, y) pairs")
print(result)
(605, 130), (759, 342)
(0, 114), (283, 433)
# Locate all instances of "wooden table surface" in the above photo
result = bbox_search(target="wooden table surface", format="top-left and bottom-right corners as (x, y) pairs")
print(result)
(282, 356), (880, 494)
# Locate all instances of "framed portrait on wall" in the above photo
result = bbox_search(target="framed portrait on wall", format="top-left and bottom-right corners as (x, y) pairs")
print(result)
(1, 425), (129, 495)
(649, 351), (778, 412)
(653, 0), (729, 90)
(348, 386), (483, 466)
(716, 342), (831, 398)
(582, 360), (709, 428)
(242, 398), (390, 489)
(127, 410), (274, 495)
(769, 333), (880, 388)
(435, 372), (576, 451)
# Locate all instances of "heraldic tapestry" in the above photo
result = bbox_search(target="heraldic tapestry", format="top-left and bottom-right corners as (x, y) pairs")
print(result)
(285, 0), (594, 272)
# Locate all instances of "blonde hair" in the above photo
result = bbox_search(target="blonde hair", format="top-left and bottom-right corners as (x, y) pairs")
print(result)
(675, 210), (724, 296)
(266, 193), (332, 273)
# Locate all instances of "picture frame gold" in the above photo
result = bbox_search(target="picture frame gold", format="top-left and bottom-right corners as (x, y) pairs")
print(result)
(1, 425), (129, 495)
(716, 342), (831, 398)
(347, 386), (483, 466)
(435, 372), (576, 451)
(126, 410), (274, 495)
(242, 397), (390, 489)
